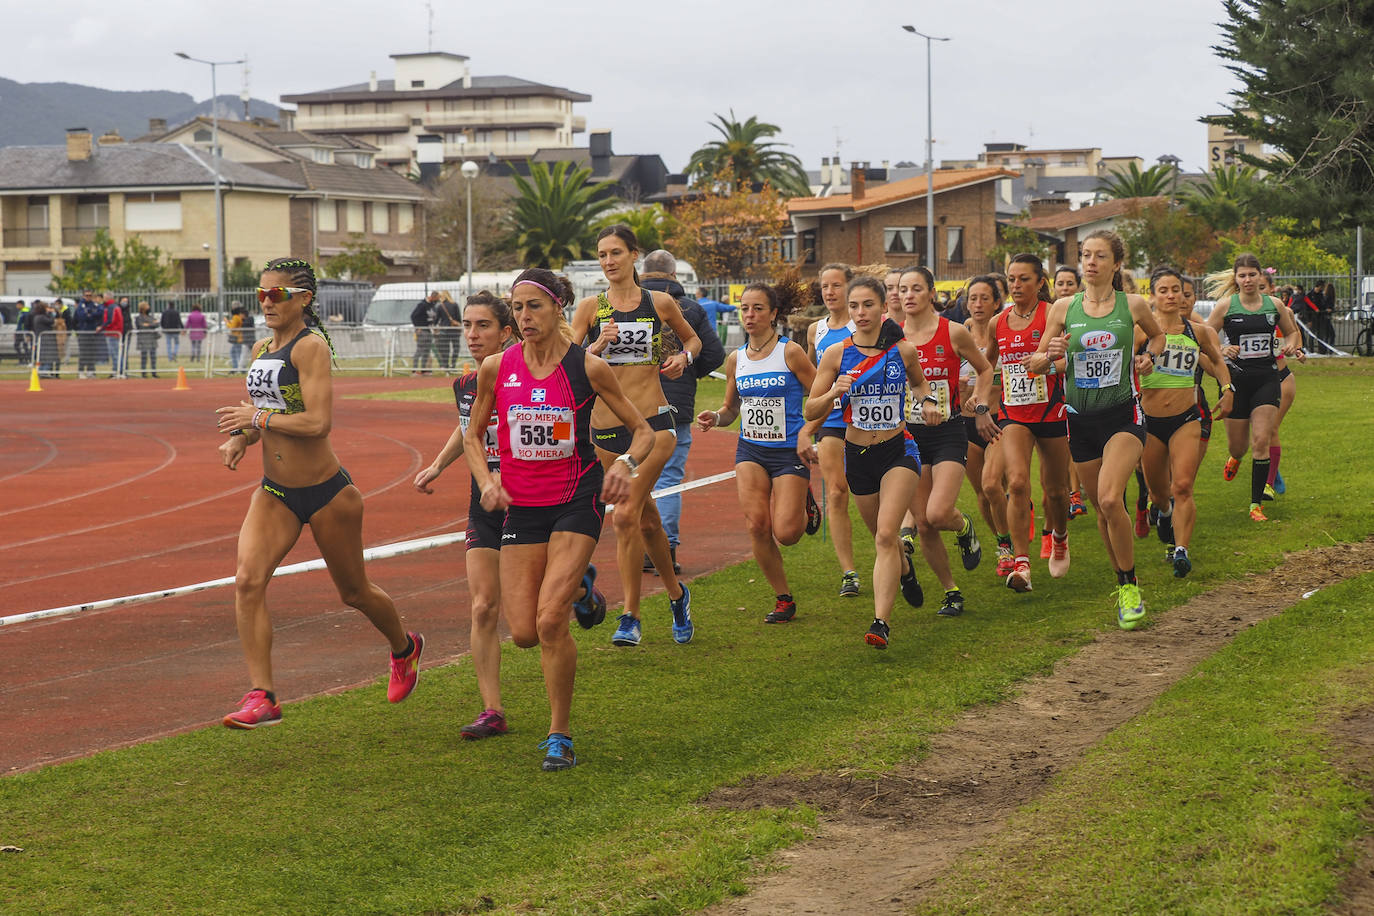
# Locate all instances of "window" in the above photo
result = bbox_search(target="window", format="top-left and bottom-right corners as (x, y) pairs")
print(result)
(945, 227), (964, 264)
(801, 229), (817, 264)
(444, 132), (465, 144)
(472, 98), (488, 111)
(318, 200), (337, 232)
(74, 195), (109, 229)
(344, 103), (363, 115)
(411, 80), (425, 88)
(375, 102), (390, 113)
(507, 129), (530, 144)
(27, 197), (48, 229)
(506, 97), (530, 110)
(124, 192), (182, 231)
(346, 200), (365, 233)
(372, 201), (389, 233)
(397, 203), (414, 235)
(884, 227), (916, 255)
(473, 130), (491, 145)
(193, 128), (212, 143)
(443, 99), (462, 112)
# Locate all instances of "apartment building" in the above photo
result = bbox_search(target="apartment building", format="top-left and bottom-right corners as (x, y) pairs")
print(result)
(281, 52), (590, 174)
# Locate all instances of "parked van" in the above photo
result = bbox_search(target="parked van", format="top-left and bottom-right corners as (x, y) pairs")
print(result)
(561, 259), (700, 303)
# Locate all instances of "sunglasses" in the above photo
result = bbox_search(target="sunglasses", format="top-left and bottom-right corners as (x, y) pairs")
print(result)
(256, 286), (310, 305)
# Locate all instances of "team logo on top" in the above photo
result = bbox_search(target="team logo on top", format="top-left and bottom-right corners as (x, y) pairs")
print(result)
(886, 362), (904, 379)
(1080, 330), (1117, 350)
(1031, 329), (1041, 340)
(503, 372), (521, 388)
(935, 345), (945, 356)
(531, 388), (547, 403)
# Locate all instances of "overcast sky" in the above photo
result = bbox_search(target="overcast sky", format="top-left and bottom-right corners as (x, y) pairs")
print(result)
(9, 0), (1241, 175)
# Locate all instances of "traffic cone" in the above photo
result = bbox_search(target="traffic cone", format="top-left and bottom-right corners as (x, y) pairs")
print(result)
(27, 367), (42, 392)
(173, 366), (191, 391)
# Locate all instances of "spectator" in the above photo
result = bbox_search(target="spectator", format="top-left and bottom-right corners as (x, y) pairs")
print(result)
(1318, 281), (1337, 347)
(74, 290), (102, 378)
(14, 300), (32, 364)
(134, 301), (160, 377)
(52, 297), (70, 371)
(161, 303), (184, 360)
(642, 252), (727, 573)
(31, 301), (56, 377)
(410, 291), (437, 375)
(185, 302), (208, 361)
(431, 290), (461, 371)
(118, 296), (133, 375)
(696, 286), (737, 342)
(100, 297), (125, 378)
(226, 304), (251, 370)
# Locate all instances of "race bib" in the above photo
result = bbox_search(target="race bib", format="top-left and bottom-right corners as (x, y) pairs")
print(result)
(741, 396), (785, 441)
(1238, 333), (1273, 359)
(460, 412), (501, 465)
(1001, 361), (1048, 406)
(905, 380), (950, 424)
(1072, 350), (1122, 389)
(851, 394), (902, 431)
(246, 358), (288, 410)
(507, 406), (574, 461)
(604, 319), (655, 364)
(1155, 344), (1197, 378)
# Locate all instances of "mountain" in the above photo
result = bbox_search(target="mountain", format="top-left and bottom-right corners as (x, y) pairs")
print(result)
(0, 78), (280, 146)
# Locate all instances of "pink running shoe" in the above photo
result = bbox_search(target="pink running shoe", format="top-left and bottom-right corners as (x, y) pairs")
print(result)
(1048, 534), (1071, 579)
(460, 708), (509, 740)
(388, 632), (424, 703)
(223, 689), (282, 729)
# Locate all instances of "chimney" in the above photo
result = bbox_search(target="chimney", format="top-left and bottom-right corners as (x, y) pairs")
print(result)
(850, 164), (865, 200)
(148, 117), (167, 135)
(415, 134), (443, 187)
(368, 70), (378, 92)
(1028, 197), (1071, 219)
(589, 129), (612, 176)
(66, 128), (93, 162)
(98, 129), (124, 145)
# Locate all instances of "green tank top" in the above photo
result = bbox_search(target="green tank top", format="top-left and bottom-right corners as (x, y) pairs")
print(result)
(1064, 291), (1136, 413)
(1138, 322), (1199, 391)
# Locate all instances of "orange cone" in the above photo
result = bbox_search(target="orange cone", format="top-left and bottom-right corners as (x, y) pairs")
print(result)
(174, 366), (191, 390)
(27, 367), (42, 392)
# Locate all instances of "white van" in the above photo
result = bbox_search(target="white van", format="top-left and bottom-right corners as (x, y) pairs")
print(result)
(363, 275), (523, 326)
(561, 259), (700, 303)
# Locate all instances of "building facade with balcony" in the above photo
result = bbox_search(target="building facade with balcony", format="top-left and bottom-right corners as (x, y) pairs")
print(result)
(281, 52), (590, 175)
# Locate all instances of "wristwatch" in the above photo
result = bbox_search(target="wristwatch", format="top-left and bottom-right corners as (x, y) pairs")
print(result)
(922, 395), (939, 406)
(974, 403), (990, 415)
(615, 453), (639, 477)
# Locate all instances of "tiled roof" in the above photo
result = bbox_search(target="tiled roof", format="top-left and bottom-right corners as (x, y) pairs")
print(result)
(247, 160), (431, 200)
(0, 144), (302, 192)
(787, 167), (1018, 215)
(1019, 196), (1165, 232)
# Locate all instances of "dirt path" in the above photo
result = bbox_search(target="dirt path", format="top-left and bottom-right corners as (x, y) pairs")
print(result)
(703, 538), (1374, 916)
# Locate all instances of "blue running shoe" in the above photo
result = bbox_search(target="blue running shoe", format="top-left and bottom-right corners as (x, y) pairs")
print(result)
(670, 584), (693, 644)
(572, 564), (606, 629)
(611, 614), (642, 647)
(1273, 470), (1286, 495)
(538, 733), (576, 771)
(1172, 546), (1193, 578)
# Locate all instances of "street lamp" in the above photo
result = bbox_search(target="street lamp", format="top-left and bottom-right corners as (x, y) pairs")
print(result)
(902, 25), (950, 272)
(175, 52), (244, 315)
(1157, 153), (1182, 204)
(460, 159), (479, 295)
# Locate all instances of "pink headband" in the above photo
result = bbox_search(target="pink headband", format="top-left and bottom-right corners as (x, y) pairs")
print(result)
(513, 279), (564, 305)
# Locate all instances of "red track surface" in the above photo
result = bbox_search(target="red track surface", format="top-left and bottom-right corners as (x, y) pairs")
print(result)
(1, 375), (754, 774)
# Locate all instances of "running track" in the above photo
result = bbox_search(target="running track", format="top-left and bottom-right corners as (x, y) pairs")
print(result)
(0, 376), (754, 774)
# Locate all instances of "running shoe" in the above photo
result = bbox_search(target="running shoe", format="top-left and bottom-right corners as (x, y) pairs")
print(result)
(1262, 484), (1276, 502)
(839, 571), (861, 598)
(900, 553), (924, 608)
(1048, 534), (1071, 579)
(805, 487), (821, 535)
(460, 708), (508, 740)
(995, 545), (1014, 579)
(572, 564), (606, 629)
(670, 584), (694, 644)
(937, 589), (964, 617)
(1039, 532), (1053, 559)
(611, 614), (642, 647)
(1223, 457), (1240, 481)
(387, 632), (424, 703)
(765, 596), (797, 624)
(1068, 491), (1087, 519)
(864, 618), (890, 649)
(1249, 503), (1269, 522)
(1117, 583), (1145, 630)
(1156, 511), (1175, 547)
(1273, 471), (1286, 495)
(1148, 504), (1160, 528)
(1007, 558), (1032, 593)
(539, 733), (576, 771)
(1164, 544), (1176, 564)
(1172, 546), (1192, 579)
(955, 515), (982, 570)
(1134, 507), (1149, 538)
(223, 689), (282, 729)
(901, 530), (917, 559)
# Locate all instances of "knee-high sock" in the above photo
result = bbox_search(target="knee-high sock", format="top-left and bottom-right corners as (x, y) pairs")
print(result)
(1267, 446), (1281, 485)
(1252, 458), (1271, 505)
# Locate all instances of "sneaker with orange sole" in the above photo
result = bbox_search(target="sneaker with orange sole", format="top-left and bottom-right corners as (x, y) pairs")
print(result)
(388, 632), (424, 703)
(223, 689), (282, 729)
(1223, 457), (1240, 481)
(995, 545), (1014, 579)
(1249, 503), (1268, 522)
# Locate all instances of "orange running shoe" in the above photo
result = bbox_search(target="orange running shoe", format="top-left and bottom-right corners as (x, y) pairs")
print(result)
(1040, 532), (1053, 559)
(1248, 503), (1268, 522)
(1223, 457), (1240, 481)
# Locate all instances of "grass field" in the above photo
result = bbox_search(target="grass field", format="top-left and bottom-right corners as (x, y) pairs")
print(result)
(4, 360), (1372, 915)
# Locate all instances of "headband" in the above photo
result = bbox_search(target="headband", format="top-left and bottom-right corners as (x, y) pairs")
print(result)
(513, 279), (564, 306)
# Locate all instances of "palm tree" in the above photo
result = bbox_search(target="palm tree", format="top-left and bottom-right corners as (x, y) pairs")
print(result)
(507, 161), (618, 269)
(1096, 162), (1174, 200)
(595, 204), (676, 254)
(686, 111), (811, 197)
(1182, 165), (1262, 231)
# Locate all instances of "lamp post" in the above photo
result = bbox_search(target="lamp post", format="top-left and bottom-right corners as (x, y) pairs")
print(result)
(902, 25), (950, 272)
(1157, 153), (1182, 205)
(175, 52), (244, 314)
(460, 159), (479, 295)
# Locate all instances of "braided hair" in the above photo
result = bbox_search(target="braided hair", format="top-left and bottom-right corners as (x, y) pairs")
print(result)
(262, 256), (337, 361)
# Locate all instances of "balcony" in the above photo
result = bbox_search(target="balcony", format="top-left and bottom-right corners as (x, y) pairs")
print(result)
(441, 140), (541, 160)
(62, 227), (103, 246)
(424, 107), (568, 130)
(294, 111), (411, 132)
(572, 115), (586, 133)
(2, 227), (50, 247)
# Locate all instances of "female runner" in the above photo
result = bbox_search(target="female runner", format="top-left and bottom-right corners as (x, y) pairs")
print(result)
(216, 257), (422, 728)
(1204, 253), (1302, 521)
(464, 268), (650, 770)
(697, 280), (816, 623)
(1055, 265), (1089, 520)
(1258, 270), (1297, 498)
(806, 277), (942, 649)
(1028, 231), (1166, 629)
(959, 276), (1008, 550)
(899, 266), (997, 616)
(805, 263), (861, 597)
(570, 225), (701, 647)
(984, 254), (1073, 592)
(1136, 267), (1233, 578)
(1179, 276), (1219, 465)
(884, 267), (905, 325)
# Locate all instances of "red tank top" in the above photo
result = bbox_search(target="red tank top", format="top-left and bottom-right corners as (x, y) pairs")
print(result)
(994, 302), (1066, 423)
(905, 317), (960, 424)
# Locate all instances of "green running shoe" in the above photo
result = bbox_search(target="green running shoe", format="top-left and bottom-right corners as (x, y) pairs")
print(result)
(1117, 583), (1145, 630)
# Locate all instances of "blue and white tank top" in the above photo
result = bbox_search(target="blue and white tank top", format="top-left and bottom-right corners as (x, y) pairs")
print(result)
(736, 337), (806, 448)
(839, 339), (907, 433)
(815, 318), (857, 429)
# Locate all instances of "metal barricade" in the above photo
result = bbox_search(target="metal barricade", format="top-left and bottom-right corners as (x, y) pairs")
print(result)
(204, 325), (400, 376)
(1, 328), (35, 374)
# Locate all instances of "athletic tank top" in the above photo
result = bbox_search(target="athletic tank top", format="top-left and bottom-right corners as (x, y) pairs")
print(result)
(494, 342), (601, 506)
(455, 371), (500, 471)
(1064, 291), (1137, 413)
(994, 302), (1065, 423)
(735, 337), (806, 448)
(591, 288), (662, 366)
(1221, 293), (1281, 375)
(245, 327), (315, 413)
(839, 338), (906, 433)
(1138, 321), (1199, 391)
(905, 317), (960, 424)
(815, 318), (857, 429)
